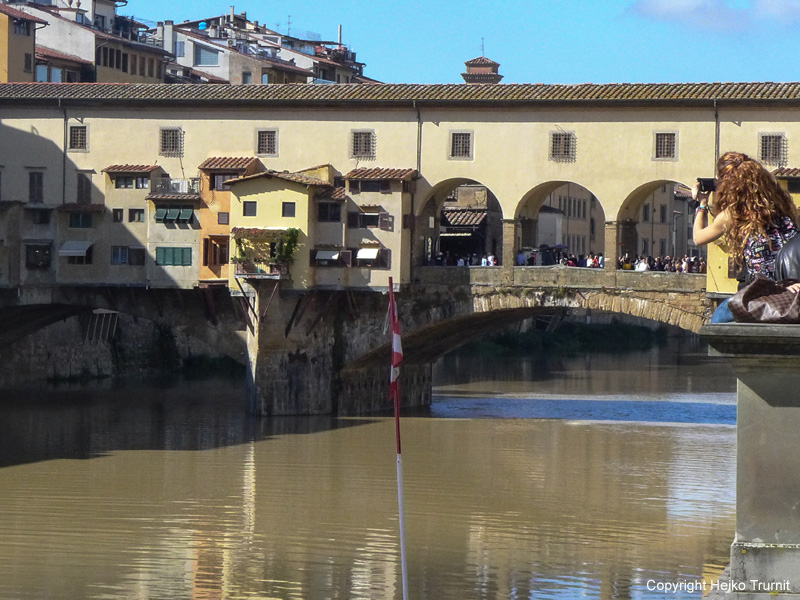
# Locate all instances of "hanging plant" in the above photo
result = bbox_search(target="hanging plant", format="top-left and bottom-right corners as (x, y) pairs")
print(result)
(271, 228), (300, 264)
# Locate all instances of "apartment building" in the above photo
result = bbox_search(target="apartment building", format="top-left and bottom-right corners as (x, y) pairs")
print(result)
(0, 3), (46, 82)
(3, 0), (169, 82)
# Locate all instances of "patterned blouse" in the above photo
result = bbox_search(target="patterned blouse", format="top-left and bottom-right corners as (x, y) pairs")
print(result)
(743, 215), (798, 281)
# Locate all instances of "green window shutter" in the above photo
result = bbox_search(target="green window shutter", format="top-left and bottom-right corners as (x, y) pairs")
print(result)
(156, 247), (164, 265)
(181, 248), (192, 266)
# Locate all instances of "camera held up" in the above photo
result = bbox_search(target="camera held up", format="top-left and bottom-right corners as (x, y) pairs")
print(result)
(697, 177), (716, 193)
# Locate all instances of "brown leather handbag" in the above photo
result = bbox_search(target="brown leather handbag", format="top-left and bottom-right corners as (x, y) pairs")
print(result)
(728, 275), (800, 323)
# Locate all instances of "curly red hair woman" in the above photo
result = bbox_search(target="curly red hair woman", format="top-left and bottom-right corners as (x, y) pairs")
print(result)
(693, 151), (800, 322)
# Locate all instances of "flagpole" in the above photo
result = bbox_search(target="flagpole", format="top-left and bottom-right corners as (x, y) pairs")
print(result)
(388, 277), (409, 600)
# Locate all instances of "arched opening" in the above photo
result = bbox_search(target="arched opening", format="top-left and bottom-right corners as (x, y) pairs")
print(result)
(617, 181), (705, 269)
(416, 178), (503, 266)
(516, 181), (606, 266)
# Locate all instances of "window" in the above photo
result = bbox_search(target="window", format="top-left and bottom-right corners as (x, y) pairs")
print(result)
(77, 173), (92, 204)
(154, 205), (193, 223)
(135, 177), (149, 189)
(642, 239), (649, 255)
(159, 127), (184, 157)
(148, 58), (154, 78)
(282, 202), (296, 218)
(759, 133), (787, 166)
(66, 125), (88, 151)
(129, 248), (145, 266)
(67, 246), (92, 265)
(788, 180), (800, 194)
(347, 211), (392, 229)
(351, 130), (376, 160)
(211, 173), (237, 190)
(111, 246), (129, 265)
(24, 53), (33, 72)
(129, 208), (144, 222)
(218, 212), (229, 225)
(130, 55), (137, 75)
(31, 209), (50, 225)
(349, 180), (390, 194)
(69, 212), (92, 228)
(654, 132), (677, 160)
(355, 247), (390, 269)
(194, 45), (220, 67)
(14, 20), (31, 36)
(203, 238), (229, 266)
(642, 204), (650, 222)
(257, 129), (278, 156)
(317, 202), (341, 222)
(242, 71), (252, 84)
(449, 131), (473, 159)
(660, 240), (667, 256)
(122, 53), (128, 73)
(112, 209), (124, 222)
(29, 171), (43, 203)
(26, 244), (51, 270)
(156, 247), (192, 266)
(116, 177), (134, 189)
(549, 131), (577, 162)
(174, 41), (185, 57)
(243, 201), (257, 217)
(660, 205), (667, 223)
(94, 14), (105, 30)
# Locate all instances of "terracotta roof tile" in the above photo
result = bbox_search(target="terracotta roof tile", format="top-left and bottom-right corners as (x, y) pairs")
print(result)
(198, 157), (259, 171)
(36, 46), (93, 66)
(316, 187), (349, 200)
(228, 169), (332, 187)
(103, 164), (161, 174)
(465, 56), (500, 66)
(0, 5), (48, 24)
(345, 168), (417, 180)
(7, 82), (800, 106)
(774, 167), (800, 177)
(443, 208), (487, 227)
(56, 203), (106, 213)
(146, 193), (202, 202)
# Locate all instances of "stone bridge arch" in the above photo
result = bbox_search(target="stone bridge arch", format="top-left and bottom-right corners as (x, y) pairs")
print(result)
(0, 286), (248, 363)
(613, 179), (696, 263)
(414, 176), (505, 266)
(513, 180), (608, 263)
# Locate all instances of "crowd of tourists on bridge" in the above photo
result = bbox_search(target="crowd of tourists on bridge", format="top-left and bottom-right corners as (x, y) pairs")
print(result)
(617, 253), (707, 273)
(430, 249), (706, 272)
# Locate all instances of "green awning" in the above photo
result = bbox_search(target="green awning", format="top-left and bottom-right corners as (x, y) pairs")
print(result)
(178, 208), (194, 221)
(165, 208), (180, 221)
(154, 207), (167, 221)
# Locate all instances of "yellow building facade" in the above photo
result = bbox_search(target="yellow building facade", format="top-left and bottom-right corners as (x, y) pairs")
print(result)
(3, 82), (800, 294)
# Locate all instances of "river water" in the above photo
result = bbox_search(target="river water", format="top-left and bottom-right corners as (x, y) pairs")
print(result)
(0, 335), (737, 600)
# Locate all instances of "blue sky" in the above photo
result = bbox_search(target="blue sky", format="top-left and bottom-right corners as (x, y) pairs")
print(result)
(126, 0), (800, 84)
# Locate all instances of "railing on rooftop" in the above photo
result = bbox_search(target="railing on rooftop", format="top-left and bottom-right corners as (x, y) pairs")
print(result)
(153, 177), (200, 195)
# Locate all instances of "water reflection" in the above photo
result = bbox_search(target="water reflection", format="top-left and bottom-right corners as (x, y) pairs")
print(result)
(0, 339), (736, 599)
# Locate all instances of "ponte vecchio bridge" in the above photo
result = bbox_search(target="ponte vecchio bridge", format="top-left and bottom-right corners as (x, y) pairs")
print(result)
(1, 80), (798, 413)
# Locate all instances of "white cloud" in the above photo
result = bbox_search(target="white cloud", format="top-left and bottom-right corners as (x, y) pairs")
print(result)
(628, 0), (798, 30)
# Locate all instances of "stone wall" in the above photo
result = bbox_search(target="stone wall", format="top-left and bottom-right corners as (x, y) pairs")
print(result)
(0, 312), (226, 389)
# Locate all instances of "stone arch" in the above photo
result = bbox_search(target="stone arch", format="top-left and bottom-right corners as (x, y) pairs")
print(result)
(344, 285), (710, 372)
(414, 177), (505, 266)
(513, 180), (607, 264)
(615, 179), (697, 263)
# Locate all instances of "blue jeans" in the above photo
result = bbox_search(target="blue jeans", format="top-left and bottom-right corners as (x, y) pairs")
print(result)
(711, 298), (735, 323)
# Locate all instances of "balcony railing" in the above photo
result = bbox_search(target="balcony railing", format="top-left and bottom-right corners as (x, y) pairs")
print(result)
(153, 177), (200, 195)
(234, 261), (289, 279)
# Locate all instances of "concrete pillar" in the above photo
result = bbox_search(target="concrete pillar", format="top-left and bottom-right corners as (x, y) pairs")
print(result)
(604, 220), (638, 270)
(501, 219), (519, 283)
(701, 324), (800, 595)
(603, 221), (619, 270)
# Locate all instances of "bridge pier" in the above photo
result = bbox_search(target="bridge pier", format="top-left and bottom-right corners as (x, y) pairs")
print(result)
(244, 284), (433, 417)
(702, 324), (800, 597)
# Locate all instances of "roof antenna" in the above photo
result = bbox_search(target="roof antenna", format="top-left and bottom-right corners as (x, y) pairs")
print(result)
(481, 37), (485, 57)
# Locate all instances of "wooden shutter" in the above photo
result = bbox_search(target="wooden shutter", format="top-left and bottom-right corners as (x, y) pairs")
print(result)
(378, 212), (394, 231)
(347, 212), (360, 228)
(340, 250), (352, 268)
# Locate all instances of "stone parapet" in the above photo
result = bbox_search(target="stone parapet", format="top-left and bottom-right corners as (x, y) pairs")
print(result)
(701, 324), (800, 597)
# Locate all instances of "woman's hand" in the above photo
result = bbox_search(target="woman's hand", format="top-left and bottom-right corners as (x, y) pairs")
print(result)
(787, 282), (800, 293)
(692, 181), (710, 206)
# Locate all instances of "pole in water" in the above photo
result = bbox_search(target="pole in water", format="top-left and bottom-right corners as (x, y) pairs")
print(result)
(387, 277), (409, 600)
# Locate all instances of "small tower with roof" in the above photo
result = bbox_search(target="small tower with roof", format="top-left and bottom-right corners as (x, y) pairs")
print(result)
(461, 56), (503, 84)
